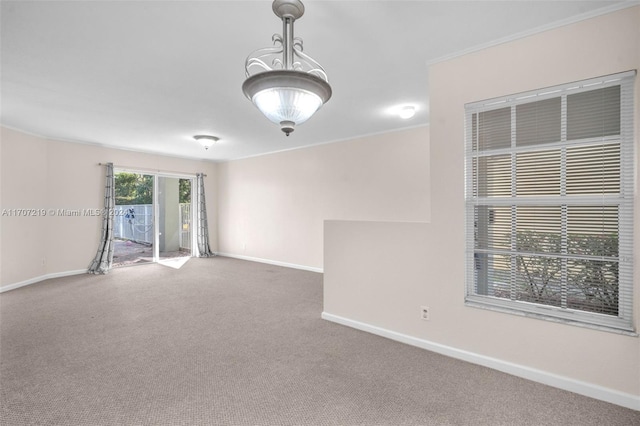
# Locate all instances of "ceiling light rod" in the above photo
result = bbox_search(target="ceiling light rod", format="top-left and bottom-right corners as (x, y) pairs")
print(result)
(243, 0), (332, 136)
(280, 4), (295, 70)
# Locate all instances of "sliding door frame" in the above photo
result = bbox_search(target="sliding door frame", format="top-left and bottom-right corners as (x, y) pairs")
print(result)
(114, 167), (196, 264)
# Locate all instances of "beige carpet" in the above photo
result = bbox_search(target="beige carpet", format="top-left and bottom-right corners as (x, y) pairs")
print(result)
(1, 257), (638, 425)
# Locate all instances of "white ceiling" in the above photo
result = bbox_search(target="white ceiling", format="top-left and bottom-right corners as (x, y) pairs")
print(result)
(1, 0), (632, 161)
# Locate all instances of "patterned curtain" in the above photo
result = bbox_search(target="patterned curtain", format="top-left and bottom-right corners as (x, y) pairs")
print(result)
(88, 163), (115, 274)
(196, 173), (215, 257)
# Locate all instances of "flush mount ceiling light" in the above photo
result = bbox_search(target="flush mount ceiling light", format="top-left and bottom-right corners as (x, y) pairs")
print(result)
(398, 106), (416, 119)
(242, 0), (332, 136)
(193, 135), (219, 150)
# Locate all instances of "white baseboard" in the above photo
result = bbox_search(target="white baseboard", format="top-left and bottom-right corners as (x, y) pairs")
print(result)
(0, 269), (87, 293)
(321, 312), (640, 411)
(217, 252), (323, 273)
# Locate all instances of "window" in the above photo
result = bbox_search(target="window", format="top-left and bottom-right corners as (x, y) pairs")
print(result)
(465, 71), (635, 332)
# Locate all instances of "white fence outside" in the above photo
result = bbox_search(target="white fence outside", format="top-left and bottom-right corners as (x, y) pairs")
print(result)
(114, 204), (191, 250)
(179, 203), (192, 251)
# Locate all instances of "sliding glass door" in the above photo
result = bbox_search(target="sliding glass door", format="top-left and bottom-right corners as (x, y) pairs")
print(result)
(112, 172), (155, 267)
(113, 170), (194, 267)
(156, 176), (193, 261)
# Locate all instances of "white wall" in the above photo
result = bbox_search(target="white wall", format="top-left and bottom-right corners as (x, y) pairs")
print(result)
(217, 126), (430, 270)
(324, 6), (640, 408)
(0, 126), (218, 289)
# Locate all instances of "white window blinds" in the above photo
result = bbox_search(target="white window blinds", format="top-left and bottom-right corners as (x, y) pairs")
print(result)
(464, 71), (635, 332)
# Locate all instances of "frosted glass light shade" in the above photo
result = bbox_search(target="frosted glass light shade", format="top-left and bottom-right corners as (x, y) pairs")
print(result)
(243, 70), (332, 135)
(253, 87), (322, 126)
(193, 135), (219, 150)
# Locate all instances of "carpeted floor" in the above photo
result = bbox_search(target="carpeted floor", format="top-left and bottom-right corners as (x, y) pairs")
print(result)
(1, 257), (638, 425)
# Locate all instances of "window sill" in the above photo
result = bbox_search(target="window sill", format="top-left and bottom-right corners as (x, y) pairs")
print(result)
(465, 298), (638, 337)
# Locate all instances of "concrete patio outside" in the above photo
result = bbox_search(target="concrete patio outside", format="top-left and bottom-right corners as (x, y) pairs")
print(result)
(113, 239), (190, 267)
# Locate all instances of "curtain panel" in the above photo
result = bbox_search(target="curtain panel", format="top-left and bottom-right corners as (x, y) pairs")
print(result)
(196, 173), (215, 257)
(88, 162), (115, 274)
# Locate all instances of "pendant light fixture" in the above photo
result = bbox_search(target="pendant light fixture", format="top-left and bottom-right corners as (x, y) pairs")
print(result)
(242, 0), (332, 136)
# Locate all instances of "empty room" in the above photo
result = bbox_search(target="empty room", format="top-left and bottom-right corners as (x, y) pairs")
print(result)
(1, 1), (639, 425)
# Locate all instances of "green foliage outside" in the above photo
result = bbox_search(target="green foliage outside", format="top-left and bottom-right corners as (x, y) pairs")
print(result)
(115, 173), (191, 205)
(566, 233), (619, 314)
(179, 179), (191, 204)
(514, 231), (562, 305)
(115, 173), (153, 205)
(512, 230), (619, 315)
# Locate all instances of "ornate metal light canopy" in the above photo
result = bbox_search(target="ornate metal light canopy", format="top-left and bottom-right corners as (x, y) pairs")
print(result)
(242, 0), (331, 136)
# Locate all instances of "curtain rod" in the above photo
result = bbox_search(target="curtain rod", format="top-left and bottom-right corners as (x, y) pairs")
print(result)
(98, 163), (206, 177)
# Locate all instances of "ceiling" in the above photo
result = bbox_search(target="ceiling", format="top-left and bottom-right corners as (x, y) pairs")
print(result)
(0, 0), (632, 161)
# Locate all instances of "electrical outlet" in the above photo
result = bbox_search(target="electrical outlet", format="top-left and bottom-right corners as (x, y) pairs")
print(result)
(420, 306), (430, 321)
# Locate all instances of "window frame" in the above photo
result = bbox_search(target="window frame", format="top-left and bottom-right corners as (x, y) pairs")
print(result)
(464, 70), (636, 333)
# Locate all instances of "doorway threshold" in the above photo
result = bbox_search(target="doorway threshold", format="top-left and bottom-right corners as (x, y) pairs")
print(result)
(158, 257), (191, 269)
